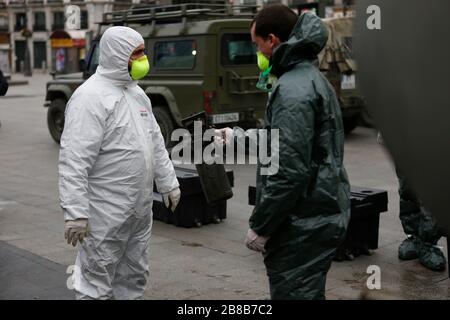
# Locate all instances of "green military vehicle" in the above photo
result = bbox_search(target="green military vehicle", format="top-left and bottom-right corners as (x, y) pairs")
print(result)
(44, 4), (365, 145)
(318, 16), (367, 133)
(44, 3), (267, 145)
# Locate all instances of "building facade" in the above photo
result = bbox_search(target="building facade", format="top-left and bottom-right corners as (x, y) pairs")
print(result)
(0, 0), (354, 74)
(0, 0), (137, 74)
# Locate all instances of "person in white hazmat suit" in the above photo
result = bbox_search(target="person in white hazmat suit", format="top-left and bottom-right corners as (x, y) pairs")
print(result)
(59, 26), (181, 300)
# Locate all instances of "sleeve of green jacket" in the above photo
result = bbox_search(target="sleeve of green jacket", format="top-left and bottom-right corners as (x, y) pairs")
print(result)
(250, 84), (315, 237)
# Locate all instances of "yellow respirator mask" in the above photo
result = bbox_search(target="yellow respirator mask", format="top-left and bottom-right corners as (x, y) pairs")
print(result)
(129, 55), (150, 80)
(256, 52), (275, 92)
(257, 51), (270, 71)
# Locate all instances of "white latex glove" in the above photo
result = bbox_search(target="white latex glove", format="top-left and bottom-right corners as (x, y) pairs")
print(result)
(65, 218), (89, 247)
(214, 127), (233, 146)
(245, 229), (269, 253)
(163, 187), (181, 212)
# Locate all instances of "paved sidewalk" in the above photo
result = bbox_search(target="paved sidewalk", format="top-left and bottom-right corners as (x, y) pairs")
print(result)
(1, 73), (449, 300)
(0, 241), (74, 300)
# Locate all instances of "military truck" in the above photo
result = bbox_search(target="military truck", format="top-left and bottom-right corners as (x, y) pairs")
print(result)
(44, 3), (267, 145)
(44, 4), (365, 145)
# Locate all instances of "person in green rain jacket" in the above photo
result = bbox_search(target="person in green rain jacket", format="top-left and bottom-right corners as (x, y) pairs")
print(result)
(247, 5), (351, 300)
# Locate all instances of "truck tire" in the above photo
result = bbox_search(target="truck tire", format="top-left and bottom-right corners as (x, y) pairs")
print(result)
(153, 106), (175, 148)
(47, 98), (66, 144)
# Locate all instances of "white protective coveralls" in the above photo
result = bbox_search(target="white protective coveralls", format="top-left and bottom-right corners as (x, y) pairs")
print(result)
(59, 26), (179, 299)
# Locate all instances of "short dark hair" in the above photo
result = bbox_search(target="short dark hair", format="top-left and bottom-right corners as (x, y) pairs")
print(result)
(251, 4), (298, 42)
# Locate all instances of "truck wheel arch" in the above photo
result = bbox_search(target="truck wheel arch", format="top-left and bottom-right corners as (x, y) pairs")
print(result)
(45, 85), (72, 104)
(145, 87), (182, 126)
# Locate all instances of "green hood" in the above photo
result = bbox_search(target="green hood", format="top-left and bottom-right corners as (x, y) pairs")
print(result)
(271, 12), (328, 76)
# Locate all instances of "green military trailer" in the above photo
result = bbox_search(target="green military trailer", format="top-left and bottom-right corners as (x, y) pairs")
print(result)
(44, 3), (268, 145)
(44, 4), (364, 145)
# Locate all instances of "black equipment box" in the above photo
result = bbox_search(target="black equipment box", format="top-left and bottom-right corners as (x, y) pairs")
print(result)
(153, 166), (234, 228)
(335, 186), (388, 261)
(248, 185), (389, 261)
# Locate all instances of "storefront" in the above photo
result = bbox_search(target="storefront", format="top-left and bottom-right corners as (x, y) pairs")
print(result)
(50, 30), (86, 74)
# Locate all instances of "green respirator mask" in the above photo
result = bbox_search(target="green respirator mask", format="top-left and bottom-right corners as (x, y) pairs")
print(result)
(129, 55), (150, 80)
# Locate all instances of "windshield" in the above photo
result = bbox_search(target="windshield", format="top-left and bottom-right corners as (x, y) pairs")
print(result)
(87, 41), (99, 74)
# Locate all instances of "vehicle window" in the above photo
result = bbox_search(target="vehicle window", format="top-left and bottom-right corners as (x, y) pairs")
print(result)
(221, 33), (256, 66)
(154, 40), (196, 69)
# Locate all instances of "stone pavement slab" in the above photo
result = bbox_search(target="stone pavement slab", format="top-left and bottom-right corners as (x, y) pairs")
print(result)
(0, 240), (74, 300)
